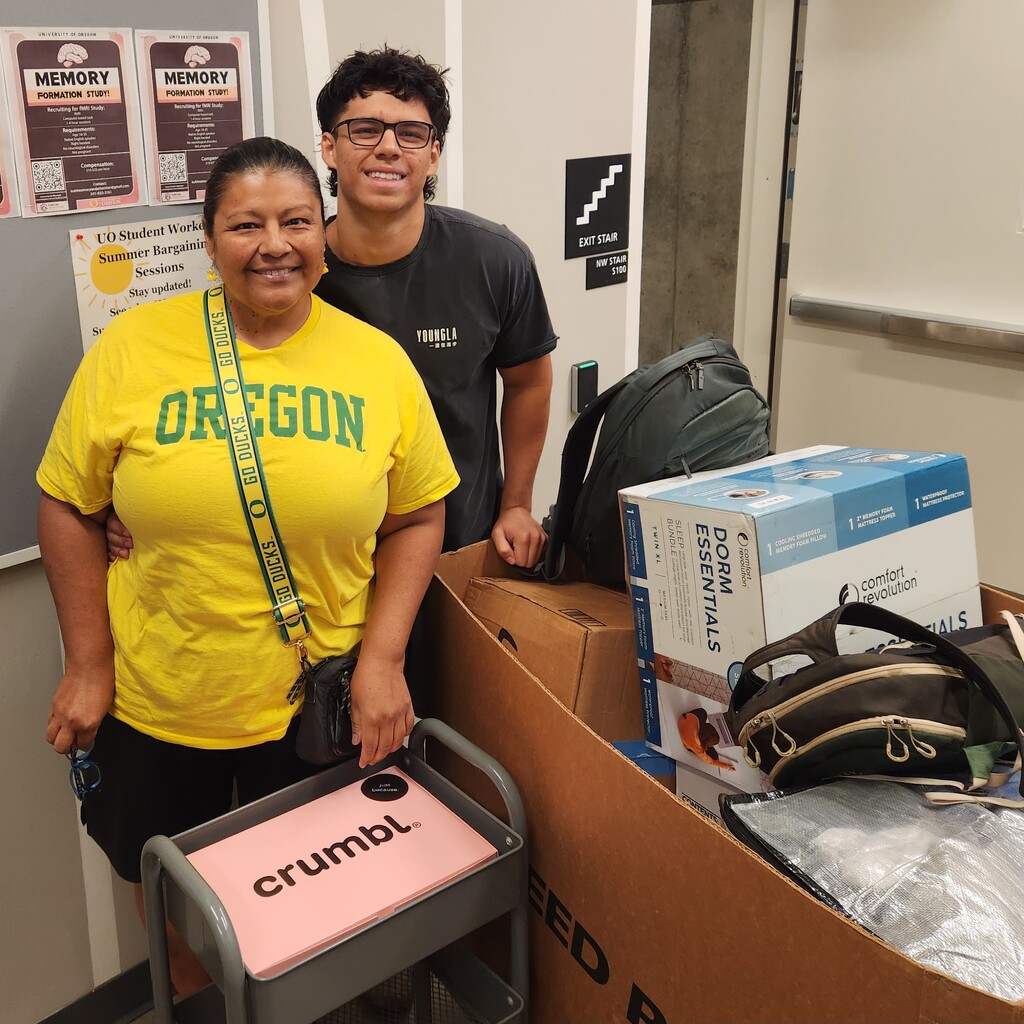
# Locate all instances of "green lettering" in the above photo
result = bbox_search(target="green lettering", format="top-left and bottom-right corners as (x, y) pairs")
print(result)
(332, 392), (365, 451)
(244, 382), (264, 438)
(190, 386), (225, 440)
(156, 391), (187, 445)
(301, 386), (330, 441)
(269, 384), (297, 437)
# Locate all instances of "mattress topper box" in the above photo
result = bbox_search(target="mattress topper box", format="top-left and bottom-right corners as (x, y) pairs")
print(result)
(185, 767), (496, 978)
(463, 576), (643, 742)
(620, 445), (981, 792)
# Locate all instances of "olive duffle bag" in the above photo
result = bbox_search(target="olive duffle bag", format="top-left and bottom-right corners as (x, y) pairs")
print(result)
(726, 601), (1024, 800)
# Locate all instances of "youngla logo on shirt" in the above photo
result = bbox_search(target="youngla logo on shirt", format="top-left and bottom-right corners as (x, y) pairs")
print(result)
(155, 383), (366, 450)
(416, 325), (458, 349)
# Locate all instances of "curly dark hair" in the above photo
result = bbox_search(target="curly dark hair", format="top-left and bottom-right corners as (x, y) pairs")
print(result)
(203, 137), (324, 233)
(316, 46), (451, 202)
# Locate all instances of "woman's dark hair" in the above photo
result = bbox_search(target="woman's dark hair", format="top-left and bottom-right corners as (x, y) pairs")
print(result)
(202, 137), (324, 234)
(315, 46), (451, 202)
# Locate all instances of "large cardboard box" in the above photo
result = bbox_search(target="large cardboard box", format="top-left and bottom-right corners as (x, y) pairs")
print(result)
(464, 576), (642, 741)
(620, 446), (982, 800)
(427, 541), (1023, 1023)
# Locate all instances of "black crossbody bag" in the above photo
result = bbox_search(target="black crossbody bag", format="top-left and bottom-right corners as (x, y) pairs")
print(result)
(202, 286), (357, 765)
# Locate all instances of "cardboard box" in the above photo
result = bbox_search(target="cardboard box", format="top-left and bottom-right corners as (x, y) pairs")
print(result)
(464, 576), (643, 742)
(427, 541), (1023, 1023)
(620, 446), (982, 799)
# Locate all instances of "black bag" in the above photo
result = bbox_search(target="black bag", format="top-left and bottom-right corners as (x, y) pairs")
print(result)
(727, 602), (1024, 794)
(541, 334), (771, 589)
(294, 654), (359, 765)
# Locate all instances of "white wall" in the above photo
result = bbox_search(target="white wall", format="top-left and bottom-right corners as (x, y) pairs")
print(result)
(775, 0), (1024, 591)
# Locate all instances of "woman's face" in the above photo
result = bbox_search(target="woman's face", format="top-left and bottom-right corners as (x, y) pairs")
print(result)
(205, 169), (326, 321)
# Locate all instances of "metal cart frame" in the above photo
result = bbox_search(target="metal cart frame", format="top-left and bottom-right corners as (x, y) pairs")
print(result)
(141, 719), (528, 1024)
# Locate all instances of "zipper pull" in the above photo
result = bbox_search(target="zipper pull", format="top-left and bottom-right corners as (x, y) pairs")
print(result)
(684, 365), (694, 390)
(883, 717), (911, 763)
(905, 720), (937, 759)
(696, 362), (705, 389)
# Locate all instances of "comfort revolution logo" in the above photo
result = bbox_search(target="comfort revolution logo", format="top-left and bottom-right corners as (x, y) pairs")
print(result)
(840, 565), (918, 606)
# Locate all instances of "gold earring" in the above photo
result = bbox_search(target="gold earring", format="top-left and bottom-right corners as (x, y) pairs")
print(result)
(207, 265), (218, 282)
(322, 262), (329, 274)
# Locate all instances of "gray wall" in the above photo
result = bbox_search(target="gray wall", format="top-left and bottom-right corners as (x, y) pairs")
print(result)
(640, 0), (754, 364)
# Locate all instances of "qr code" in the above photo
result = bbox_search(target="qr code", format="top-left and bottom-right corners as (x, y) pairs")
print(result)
(31, 159), (65, 194)
(159, 152), (188, 184)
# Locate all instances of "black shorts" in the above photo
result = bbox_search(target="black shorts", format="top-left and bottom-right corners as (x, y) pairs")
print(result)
(81, 713), (321, 883)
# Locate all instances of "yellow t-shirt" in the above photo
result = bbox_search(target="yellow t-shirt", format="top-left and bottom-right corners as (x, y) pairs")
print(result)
(37, 292), (459, 748)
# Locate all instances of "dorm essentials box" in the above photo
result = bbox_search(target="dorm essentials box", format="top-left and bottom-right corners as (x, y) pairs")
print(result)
(463, 576), (643, 742)
(427, 542), (1024, 1023)
(621, 446), (982, 804)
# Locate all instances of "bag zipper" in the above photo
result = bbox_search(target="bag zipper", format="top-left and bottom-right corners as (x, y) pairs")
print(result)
(737, 662), (961, 750)
(764, 716), (966, 784)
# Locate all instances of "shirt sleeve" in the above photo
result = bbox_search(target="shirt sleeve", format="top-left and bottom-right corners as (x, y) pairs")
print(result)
(386, 362), (460, 516)
(36, 335), (122, 514)
(493, 242), (559, 369)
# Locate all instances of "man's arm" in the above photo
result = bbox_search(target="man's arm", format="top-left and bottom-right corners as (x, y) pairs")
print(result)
(38, 493), (115, 754)
(349, 497), (445, 767)
(494, 353), (552, 568)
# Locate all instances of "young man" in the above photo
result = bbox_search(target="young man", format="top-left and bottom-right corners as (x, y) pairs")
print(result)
(314, 47), (557, 567)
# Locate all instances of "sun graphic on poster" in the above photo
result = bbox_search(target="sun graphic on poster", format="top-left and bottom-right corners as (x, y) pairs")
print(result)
(73, 229), (150, 310)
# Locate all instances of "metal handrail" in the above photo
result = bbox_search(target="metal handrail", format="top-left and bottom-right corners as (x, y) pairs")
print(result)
(789, 295), (1024, 355)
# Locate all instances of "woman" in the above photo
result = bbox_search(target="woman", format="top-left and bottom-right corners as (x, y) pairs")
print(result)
(37, 137), (459, 995)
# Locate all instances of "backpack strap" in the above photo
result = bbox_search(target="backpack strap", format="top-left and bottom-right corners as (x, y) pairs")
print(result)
(540, 375), (630, 581)
(730, 604), (850, 709)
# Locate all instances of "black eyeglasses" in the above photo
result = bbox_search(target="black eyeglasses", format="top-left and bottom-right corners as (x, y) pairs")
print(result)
(331, 118), (435, 150)
(67, 747), (101, 800)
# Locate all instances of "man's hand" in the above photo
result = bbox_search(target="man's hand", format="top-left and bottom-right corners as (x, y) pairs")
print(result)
(106, 511), (133, 562)
(348, 651), (416, 769)
(491, 505), (547, 568)
(46, 666), (114, 754)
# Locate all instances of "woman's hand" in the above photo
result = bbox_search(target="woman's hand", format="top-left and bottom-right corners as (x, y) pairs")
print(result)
(46, 666), (115, 754)
(105, 510), (133, 562)
(348, 651), (415, 768)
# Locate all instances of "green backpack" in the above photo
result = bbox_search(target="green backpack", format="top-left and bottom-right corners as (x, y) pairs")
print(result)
(541, 335), (771, 588)
(727, 602), (1024, 797)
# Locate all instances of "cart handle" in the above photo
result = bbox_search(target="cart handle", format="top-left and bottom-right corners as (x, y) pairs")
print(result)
(141, 834), (248, 1024)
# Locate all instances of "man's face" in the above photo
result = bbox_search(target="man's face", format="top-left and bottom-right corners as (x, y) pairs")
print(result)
(321, 90), (440, 217)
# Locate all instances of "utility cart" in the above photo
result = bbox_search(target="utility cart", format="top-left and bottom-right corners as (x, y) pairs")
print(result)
(141, 719), (528, 1024)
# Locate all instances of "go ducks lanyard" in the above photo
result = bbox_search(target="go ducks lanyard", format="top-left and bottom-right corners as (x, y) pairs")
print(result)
(202, 286), (312, 697)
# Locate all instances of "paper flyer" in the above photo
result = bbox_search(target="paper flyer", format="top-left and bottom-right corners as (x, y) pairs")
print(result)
(1, 27), (147, 216)
(135, 30), (253, 204)
(0, 60), (18, 218)
(70, 213), (209, 352)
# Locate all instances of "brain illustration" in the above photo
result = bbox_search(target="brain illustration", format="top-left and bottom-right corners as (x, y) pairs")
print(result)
(184, 46), (212, 68)
(57, 43), (89, 67)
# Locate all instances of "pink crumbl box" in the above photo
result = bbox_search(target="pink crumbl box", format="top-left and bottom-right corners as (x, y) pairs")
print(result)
(185, 768), (497, 978)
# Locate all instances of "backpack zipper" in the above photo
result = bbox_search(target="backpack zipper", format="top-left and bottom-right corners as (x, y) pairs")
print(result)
(737, 662), (962, 753)
(765, 716), (965, 785)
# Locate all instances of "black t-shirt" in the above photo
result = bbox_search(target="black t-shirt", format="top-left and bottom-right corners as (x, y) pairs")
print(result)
(316, 204), (558, 551)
